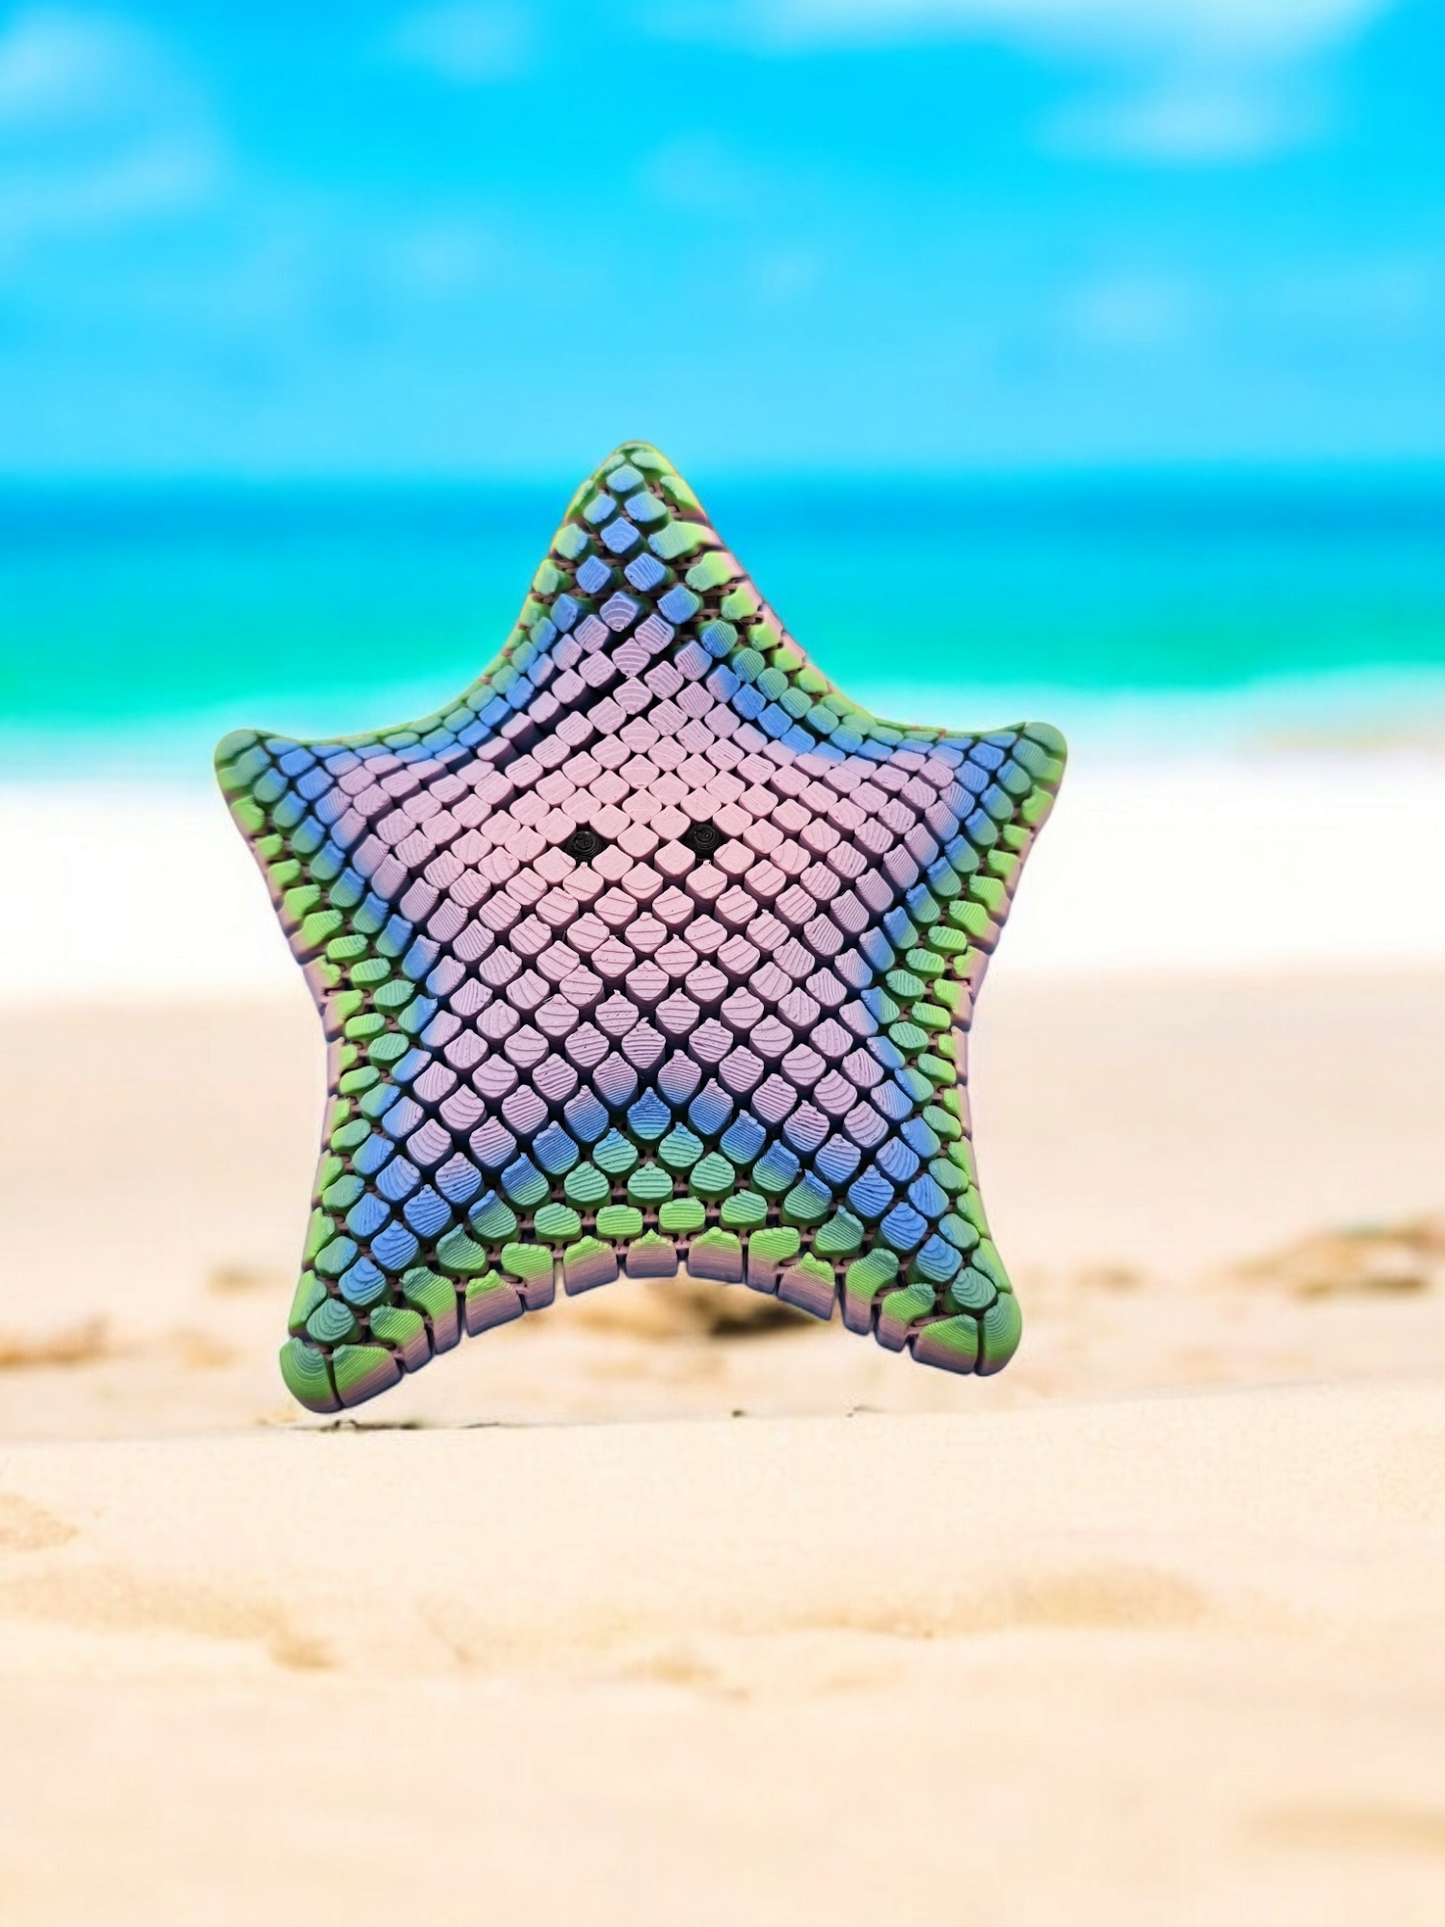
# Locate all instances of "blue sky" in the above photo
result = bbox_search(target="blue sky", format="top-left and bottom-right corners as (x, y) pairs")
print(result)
(0, 0), (1441, 474)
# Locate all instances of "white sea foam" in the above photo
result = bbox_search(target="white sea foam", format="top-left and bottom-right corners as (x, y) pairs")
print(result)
(2, 748), (1443, 1006)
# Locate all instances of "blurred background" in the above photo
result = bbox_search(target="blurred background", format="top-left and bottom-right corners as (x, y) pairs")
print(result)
(0, 0), (1442, 1007)
(3, 1), (1445, 998)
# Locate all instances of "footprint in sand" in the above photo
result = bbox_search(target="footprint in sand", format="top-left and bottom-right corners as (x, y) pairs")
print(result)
(0, 1493), (78, 1553)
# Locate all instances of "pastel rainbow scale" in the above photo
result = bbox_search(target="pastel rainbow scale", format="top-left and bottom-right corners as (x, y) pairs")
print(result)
(217, 441), (1066, 1413)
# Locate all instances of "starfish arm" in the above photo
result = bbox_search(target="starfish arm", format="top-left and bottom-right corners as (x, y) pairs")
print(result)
(217, 442), (1066, 1413)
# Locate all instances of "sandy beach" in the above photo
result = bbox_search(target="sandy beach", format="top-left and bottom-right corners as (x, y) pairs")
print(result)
(3, 965), (1443, 1923)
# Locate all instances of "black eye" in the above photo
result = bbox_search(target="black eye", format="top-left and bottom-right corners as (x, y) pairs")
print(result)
(563, 825), (603, 861)
(681, 820), (724, 857)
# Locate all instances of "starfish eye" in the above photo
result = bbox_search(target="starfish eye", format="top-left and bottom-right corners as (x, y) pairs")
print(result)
(562, 825), (605, 861)
(680, 820), (725, 858)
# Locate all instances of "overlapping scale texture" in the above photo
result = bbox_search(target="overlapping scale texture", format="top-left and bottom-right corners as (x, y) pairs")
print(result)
(217, 441), (1067, 1412)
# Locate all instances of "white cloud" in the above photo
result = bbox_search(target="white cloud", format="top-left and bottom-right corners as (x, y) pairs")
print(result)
(1053, 74), (1313, 161)
(693, 0), (1388, 59)
(1065, 272), (1197, 347)
(661, 0), (1392, 163)
(391, 4), (531, 82)
(0, 11), (217, 255)
(0, 7), (157, 127)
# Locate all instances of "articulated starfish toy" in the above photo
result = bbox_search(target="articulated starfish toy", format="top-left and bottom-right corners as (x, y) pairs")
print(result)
(218, 443), (1066, 1412)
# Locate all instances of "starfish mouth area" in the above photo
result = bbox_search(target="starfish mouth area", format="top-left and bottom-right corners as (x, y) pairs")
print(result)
(216, 438), (1066, 1415)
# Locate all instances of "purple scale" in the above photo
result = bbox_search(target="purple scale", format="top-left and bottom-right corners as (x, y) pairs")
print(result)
(423, 1010), (461, 1050)
(801, 915), (844, 957)
(656, 991), (700, 1035)
(904, 825), (939, 867)
(622, 913), (668, 953)
(407, 1119), (452, 1168)
(457, 1044), (512, 1105)
(806, 970), (847, 1008)
(842, 1102), (889, 1150)
(813, 1071), (857, 1116)
(478, 1003), (519, 1042)
(594, 1054), (640, 1107)
(683, 915), (727, 953)
(780, 1044), (825, 1086)
(534, 1055), (577, 1103)
(622, 791), (662, 828)
(654, 937), (699, 976)
(690, 1018), (735, 1064)
(715, 934), (760, 975)
(535, 889), (580, 927)
(563, 1022), (608, 1069)
(752, 1016), (794, 1059)
(503, 1025), (548, 1069)
(686, 862), (727, 904)
(450, 980), (490, 1023)
(470, 1119), (517, 1168)
(682, 963), (726, 1004)
(501, 1086), (548, 1135)
(719, 1047), (764, 1094)
(591, 938), (636, 979)
(511, 915), (552, 955)
(778, 989), (821, 1029)
(753, 1075), (798, 1124)
(782, 1105), (829, 1155)
(714, 886), (755, 929)
(747, 911), (789, 953)
(798, 864), (840, 904)
(429, 955), (468, 997)
(625, 961), (669, 1003)
(634, 612), (674, 652)
(750, 962), (792, 1002)
(622, 862), (663, 901)
(558, 967), (604, 1008)
(402, 880), (440, 921)
(600, 590), (640, 628)
(456, 920), (495, 967)
(835, 950), (872, 991)
(439, 1087), (486, 1133)
(596, 992), (641, 1037)
(535, 995), (580, 1037)
(620, 1022), (665, 1070)
(657, 1053), (702, 1105)
(720, 989), (764, 1029)
(652, 887), (696, 926)
(413, 1062), (458, 1104)
(831, 893), (868, 936)
(444, 1031), (486, 1071)
(856, 871), (894, 914)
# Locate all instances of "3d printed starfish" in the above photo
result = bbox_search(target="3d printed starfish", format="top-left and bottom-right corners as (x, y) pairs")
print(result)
(218, 443), (1067, 1413)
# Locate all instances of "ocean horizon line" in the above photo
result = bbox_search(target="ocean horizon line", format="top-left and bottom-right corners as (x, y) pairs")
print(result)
(4, 456), (1445, 497)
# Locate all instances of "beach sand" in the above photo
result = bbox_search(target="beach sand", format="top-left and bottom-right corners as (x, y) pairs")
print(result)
(2, 972), (1444, 1922)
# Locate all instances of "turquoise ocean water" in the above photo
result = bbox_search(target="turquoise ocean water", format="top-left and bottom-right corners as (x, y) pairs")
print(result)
(4, 470), (1445, 777)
